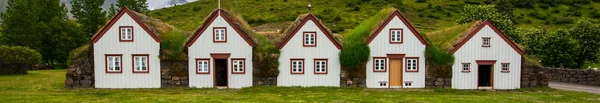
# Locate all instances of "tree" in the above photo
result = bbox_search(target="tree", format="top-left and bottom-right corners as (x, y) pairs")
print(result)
(457, 5), (522, 43)
(568, 19), (600, 67)
(71, 0), (107, 38)
(109, 0), (148, 16)
(522, 28), (579, 68)
(1, 0), (84, 67)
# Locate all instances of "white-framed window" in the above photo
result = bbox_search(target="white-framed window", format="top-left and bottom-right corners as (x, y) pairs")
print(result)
(315, 60), (327, 74)
(462, 63), (470, 72)
(379, 81), (388, 87)
(502, 63), (510, 72)
(374, 58), (386, 72)
(214, 28), (226, 41)
(390, 29), (402, 42)
(406, 59), (418, 71)
(482, 37), (491, 47)
(106, 55), (121, 73)
(120, 27), (133, 41)
(404, 81), (413, 87)
(197, 59), (209, 73)
(133, 55), (148, 72)
(303, 32), (316, 46)
(291, 59), (304, 74)
(232, 59), (245, 73)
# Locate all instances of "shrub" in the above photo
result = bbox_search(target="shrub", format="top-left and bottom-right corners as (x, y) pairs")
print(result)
(592, 9), (600, 18)
(0, 45), (42, 75)
(424, 44), (454, 78)
(159, 31), (187, 61)
(253, 35), (280, 77)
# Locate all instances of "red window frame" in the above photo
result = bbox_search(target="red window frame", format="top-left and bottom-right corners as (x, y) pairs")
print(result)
(501, 63), (510, 73)
(196, 58), (211, 74)
(314, 58), (328, 74)
(213, 27), (227, 42)
(105, 54), (123, 73)
(231, 58), (246, 74)
(290, 58), (305, 74)
(303, 32), (317, 47)
(462, 63), (471, 72)
(389, 28), (403, 44)
(373, 57), (387, 72)
(405, 57), (419, 72)
(482, 37), (491, 47)
(119, 26), (134, 42)
(131, 54), (150, 73)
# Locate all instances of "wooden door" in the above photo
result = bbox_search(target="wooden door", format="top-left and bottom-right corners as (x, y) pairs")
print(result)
(389, 59), (402, 88)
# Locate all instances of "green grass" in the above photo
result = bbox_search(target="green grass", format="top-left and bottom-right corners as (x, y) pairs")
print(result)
(1, 70), (600, 102)
(426, 21), (480, 49)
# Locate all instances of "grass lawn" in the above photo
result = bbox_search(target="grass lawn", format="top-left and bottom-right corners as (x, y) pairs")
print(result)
(0, 70), (599, 102)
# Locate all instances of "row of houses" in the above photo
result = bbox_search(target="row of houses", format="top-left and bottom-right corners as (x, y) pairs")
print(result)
(89, 7), (523, 89)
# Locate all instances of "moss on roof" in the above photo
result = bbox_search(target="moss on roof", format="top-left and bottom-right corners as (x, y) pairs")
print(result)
(131, 11), (181, 36)
(279, 13), (338, 44)
(343, 8), (395, 44)
(426, 21), (481, 50)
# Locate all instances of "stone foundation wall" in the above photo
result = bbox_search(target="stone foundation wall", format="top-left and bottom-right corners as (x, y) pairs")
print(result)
(521, 66), (549, 88)
(160, 61), (188, 88)
(65, 47), (94, 88)
(425, 77), (451, 88)
(253, 77), (277, 86)
(543, 67), (600, 86)
(339, 70), (366, 87)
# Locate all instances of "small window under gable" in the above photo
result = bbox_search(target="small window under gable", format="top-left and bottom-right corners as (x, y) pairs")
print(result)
(213, 27), (227, 42)
(303, 32), (316, 47)
(119, 26), (133, 42)
(482, 37), (491, 47)
(501, 63), (510, 73)
(390, 28), (403, 43)
(462, 63), (471, 72)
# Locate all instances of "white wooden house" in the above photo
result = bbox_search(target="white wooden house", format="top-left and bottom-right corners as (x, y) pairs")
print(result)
(90, 7), (161, 88)
(450, 20), (524, 89)
(276, 14), (343, 87)
(365, 10), (429, 88)
(184, 9), (256, 89)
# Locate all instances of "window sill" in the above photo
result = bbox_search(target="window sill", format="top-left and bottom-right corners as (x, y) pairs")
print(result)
(482, 45), (490, 47)
(461, 71), (471, 73)
(501, 71), (510, 73)
(291, 72), (304, 74)
(196, 72), (210, 74)
(314, 72), (327, 74)
(303, 45), (316, 47)
(106, 71), (122, 73)
(119, 40), (134, 42)
(232, 72), (245, 74)
(405, 70), (418, 72)
(389, 42), (403, 44)
(132, 71), (149, 73)
(373, 70), (387, 72)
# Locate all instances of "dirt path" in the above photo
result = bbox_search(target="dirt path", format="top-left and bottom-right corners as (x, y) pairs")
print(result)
(549, 82), (600, 94)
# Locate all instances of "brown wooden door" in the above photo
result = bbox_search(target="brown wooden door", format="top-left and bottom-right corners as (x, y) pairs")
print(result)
(389, 59), (402, 87)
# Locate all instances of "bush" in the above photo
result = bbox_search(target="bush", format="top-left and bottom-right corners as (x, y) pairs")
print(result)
(253, 35), (280, 77)
(160, 31), (187, 61)
(592, 9), (600, 18)
(0, 45), (42, 75)
(424, 44), (454, 78)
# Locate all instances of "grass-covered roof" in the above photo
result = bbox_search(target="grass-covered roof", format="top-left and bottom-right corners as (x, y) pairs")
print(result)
(343, 8), (395, 44)
(426, 20), (482, 50)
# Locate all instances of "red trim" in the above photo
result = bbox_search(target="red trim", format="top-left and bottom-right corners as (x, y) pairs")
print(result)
(195, 58), (211, 74)
(303, 32), (317, 47)
(277, 14), (342, 50)
(290, 58), (305, 74)
(372, 57), (387, 72)
(461, 63), (471, 72)
(389, 28), (403, 44)
(213, 27), (227, 42)
(184, 9), (256, 49)
(366, 10), (428, 46)
(476, 60), (497, 65)
(314, 58), (328, 74)
(386, 54), (406, 59)
(501, 63), (510, 73)
(405, 57), (419, 72)
(131, 54), (149, 73)
(210, 53), (231, 59)
(91, 7), (161, 43)
(231, 58), (246, 74)
(450, 20), (525, 55)
(105, 54), (123, 73)
(482, 37), (491, 47)
(118, 26), (134, 42)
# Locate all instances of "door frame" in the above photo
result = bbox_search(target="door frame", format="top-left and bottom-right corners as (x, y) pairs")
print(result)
(211, 53), (230, 88)
(476, 60), (496, 89)
(386, 54), (405, 88)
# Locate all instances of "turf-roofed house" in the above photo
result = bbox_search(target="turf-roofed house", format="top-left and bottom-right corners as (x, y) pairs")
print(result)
(364, 9), (428, 88)
(184, 8), (256, 89)
(90, 7), (165, 88)
(276, 13), (343, 87)
(435, 20), (524, 90)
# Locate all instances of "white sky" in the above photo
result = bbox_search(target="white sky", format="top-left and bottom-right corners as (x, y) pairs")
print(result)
(147, 0), (197, 10)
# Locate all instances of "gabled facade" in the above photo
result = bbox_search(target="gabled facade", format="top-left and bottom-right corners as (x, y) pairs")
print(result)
(365, 10), (428, 88)
(184, 9), (256, 89)
(450, 20), (524, 89)
(276, 14), (342, 87)
(90, 7), (161, 88)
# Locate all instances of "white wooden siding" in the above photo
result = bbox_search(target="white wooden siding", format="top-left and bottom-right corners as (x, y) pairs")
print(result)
(278, 20), (341, 87)
(187, 15), (253, 89)
(451, 25), (521, 89)
(93, 13), (161, 88)
(366, 16), (426, 88)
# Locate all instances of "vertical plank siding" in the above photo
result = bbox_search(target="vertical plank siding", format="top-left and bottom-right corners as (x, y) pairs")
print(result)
(187, 15), (253, 89)
(451, 25), (521, 89)
(277, 20), (341, 87)
(366, 16), (426, 88)
(93, 14), (161, 88)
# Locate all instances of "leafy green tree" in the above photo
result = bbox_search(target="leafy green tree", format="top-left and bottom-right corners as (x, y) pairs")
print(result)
(109, 0), (149, 16)
(457, 5), (522, 43)
(71, 0), (107, 37)
(568, 19), (600, 67)
(522, 28), (579, 68)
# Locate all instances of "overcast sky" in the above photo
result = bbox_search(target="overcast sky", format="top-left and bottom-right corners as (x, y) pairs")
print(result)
(147, 0), (197, 10)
